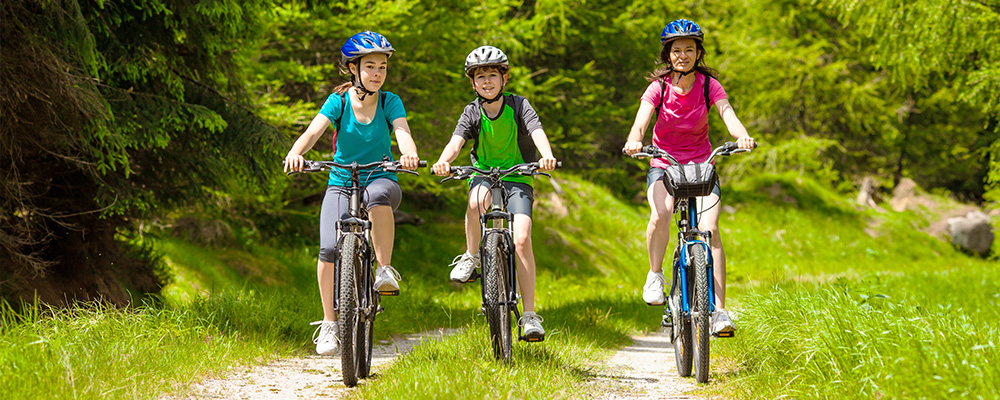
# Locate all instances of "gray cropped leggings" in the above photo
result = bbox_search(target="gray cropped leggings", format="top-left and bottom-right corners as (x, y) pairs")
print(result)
(318, 178), (401, 263)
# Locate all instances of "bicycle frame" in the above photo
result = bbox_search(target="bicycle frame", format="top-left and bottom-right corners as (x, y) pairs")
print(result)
(332, 164), (379, 321)
(477, 172), (522, 339)
(672, 197), (715, 316)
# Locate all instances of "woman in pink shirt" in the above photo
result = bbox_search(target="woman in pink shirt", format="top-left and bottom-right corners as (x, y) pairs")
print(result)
(623, 19), (756, 334)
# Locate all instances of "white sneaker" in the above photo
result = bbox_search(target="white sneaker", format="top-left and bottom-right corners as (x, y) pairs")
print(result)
(374, 265), (401, 294)
(520, 311), (545, 341)
(449, 252), (480, 282)
(712, 309), (736, 334)
(310, 320), (338, 355)
(643, 270), (667, 305)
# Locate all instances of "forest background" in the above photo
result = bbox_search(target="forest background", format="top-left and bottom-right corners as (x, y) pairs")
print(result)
(2, 0), (999, 317)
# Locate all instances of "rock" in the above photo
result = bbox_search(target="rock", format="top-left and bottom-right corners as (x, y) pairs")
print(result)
(856, 177), (886, 212)
(394, 211), (424, 226)
(890, 178), (918, 212)
(948, 211), (994, 257)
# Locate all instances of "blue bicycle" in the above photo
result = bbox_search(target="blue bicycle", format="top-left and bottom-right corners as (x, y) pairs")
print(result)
(630, 141), (752, 383)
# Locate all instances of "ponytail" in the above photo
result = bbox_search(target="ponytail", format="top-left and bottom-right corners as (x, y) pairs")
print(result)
(334, 81), (353, 94)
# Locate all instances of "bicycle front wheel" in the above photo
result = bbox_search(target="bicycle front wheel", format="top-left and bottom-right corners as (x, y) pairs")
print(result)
(357, 260), (376, 379)
(338, 234), (363, 387)
(671, 265), (693, 377)
(482, 232), (513, 363)
(691, 244), (711, 383)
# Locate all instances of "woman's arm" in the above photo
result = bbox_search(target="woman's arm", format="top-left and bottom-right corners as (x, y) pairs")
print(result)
(624, 100), (656, 155)
(391, 117), (420, 170)
(283, 114), (332, 172)
(715, 99), (755, 149)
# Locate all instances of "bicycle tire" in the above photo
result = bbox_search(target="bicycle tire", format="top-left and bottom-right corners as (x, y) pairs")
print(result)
(483, 232), (512, 363)
(691, 244), (711, 383)
(357, 257), (375, 379)
(338, 234), (362, 387)
(671, 262), (693, 377)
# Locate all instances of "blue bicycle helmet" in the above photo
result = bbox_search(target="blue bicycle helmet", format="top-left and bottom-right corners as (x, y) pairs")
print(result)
(341, 31), (395, 63)
(661, 19), (704, 44)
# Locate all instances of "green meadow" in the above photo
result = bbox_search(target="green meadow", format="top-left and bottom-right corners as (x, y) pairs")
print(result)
(2, 173), (997, 399)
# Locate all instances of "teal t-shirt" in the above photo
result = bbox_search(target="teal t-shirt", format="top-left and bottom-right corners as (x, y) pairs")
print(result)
(318, 91), (406, 187)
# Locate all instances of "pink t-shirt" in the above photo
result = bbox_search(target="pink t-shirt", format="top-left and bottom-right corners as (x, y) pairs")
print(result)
(640, 72), (727, 168)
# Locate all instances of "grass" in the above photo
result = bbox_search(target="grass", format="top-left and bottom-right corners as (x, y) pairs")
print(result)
(1, 171), (997, 399)
(709, 267), (1000, 399)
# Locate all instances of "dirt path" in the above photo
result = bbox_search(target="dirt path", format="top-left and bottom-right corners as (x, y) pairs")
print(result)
(590, 330), (701, 399)
(163, 328), (455, 399)
(166, 328), (703, 399)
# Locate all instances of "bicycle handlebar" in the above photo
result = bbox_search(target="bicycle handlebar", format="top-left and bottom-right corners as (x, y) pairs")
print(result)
(286, 159), (427, 176)
(439, 161), (562, 183)
(625, 141), (758, 165)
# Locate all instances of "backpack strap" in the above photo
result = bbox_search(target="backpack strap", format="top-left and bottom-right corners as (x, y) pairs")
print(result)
(704, 75), (713, 112)
(654, 74), (715, 122)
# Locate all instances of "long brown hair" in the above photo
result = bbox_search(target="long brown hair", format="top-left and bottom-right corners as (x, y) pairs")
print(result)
(333, 57), (357, 94)
(646, 40), (718, 83)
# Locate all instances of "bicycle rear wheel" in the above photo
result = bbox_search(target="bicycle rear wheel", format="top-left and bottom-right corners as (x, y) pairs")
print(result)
(483, 232), (512, 363)
(338, 234), (363, 387)
(671, 262), (693, 377)
(691, 244), (711, 383)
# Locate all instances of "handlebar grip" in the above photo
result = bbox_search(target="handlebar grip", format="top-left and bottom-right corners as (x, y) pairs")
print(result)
(556, 161), (562, 168)
(417, 160), (428, 168)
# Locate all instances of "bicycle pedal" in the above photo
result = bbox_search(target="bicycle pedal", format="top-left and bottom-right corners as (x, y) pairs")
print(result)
(713, 331), (735, 338)
(519, 334), (545, 343)
(378, 290), (400, 296)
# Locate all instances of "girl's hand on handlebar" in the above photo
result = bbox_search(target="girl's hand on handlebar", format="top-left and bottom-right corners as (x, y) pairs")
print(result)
(432, 160), (451, 177)
(736, 136), (756, 150)
(284, 154), (305, 173)
(538, 157), (558, 172)
(399, 153), (420, 170)
(623, 141), (643, 156)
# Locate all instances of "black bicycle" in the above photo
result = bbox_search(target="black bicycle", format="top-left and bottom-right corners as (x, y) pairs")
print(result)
(629, 141), (753, 383)
(440, 162), (560, 363)
(288, 158), (424, 387)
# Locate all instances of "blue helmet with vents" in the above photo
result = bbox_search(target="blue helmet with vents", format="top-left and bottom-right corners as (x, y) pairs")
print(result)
(341, 31), (395, 63)
(661, 19), (704, 44)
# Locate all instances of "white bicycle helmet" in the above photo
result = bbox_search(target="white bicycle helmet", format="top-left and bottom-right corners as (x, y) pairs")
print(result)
(464, 45), (509, 77)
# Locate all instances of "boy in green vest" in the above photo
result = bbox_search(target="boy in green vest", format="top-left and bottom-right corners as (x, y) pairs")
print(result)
(432, 46), (558, 341)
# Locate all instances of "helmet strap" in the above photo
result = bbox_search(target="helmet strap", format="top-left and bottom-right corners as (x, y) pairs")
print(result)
(349, 60), (377, 101)
(477, 76), (506, 105)
(353, 75), (377, 101)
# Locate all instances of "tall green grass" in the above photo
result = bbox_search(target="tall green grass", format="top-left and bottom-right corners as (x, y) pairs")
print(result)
(710, 267), (1000, 398)
(0, 292), (310, 399)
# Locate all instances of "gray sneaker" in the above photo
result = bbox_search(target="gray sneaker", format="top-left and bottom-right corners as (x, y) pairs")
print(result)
(520, 312), (545, 342)
(374, 265), (401, 295)
(448, 252), (480, 282)
(310, 320), (339, 355)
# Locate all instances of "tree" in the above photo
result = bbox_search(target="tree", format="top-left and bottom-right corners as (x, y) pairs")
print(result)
(824, 0), (1000, 201)
(1, 0), (281, 305)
